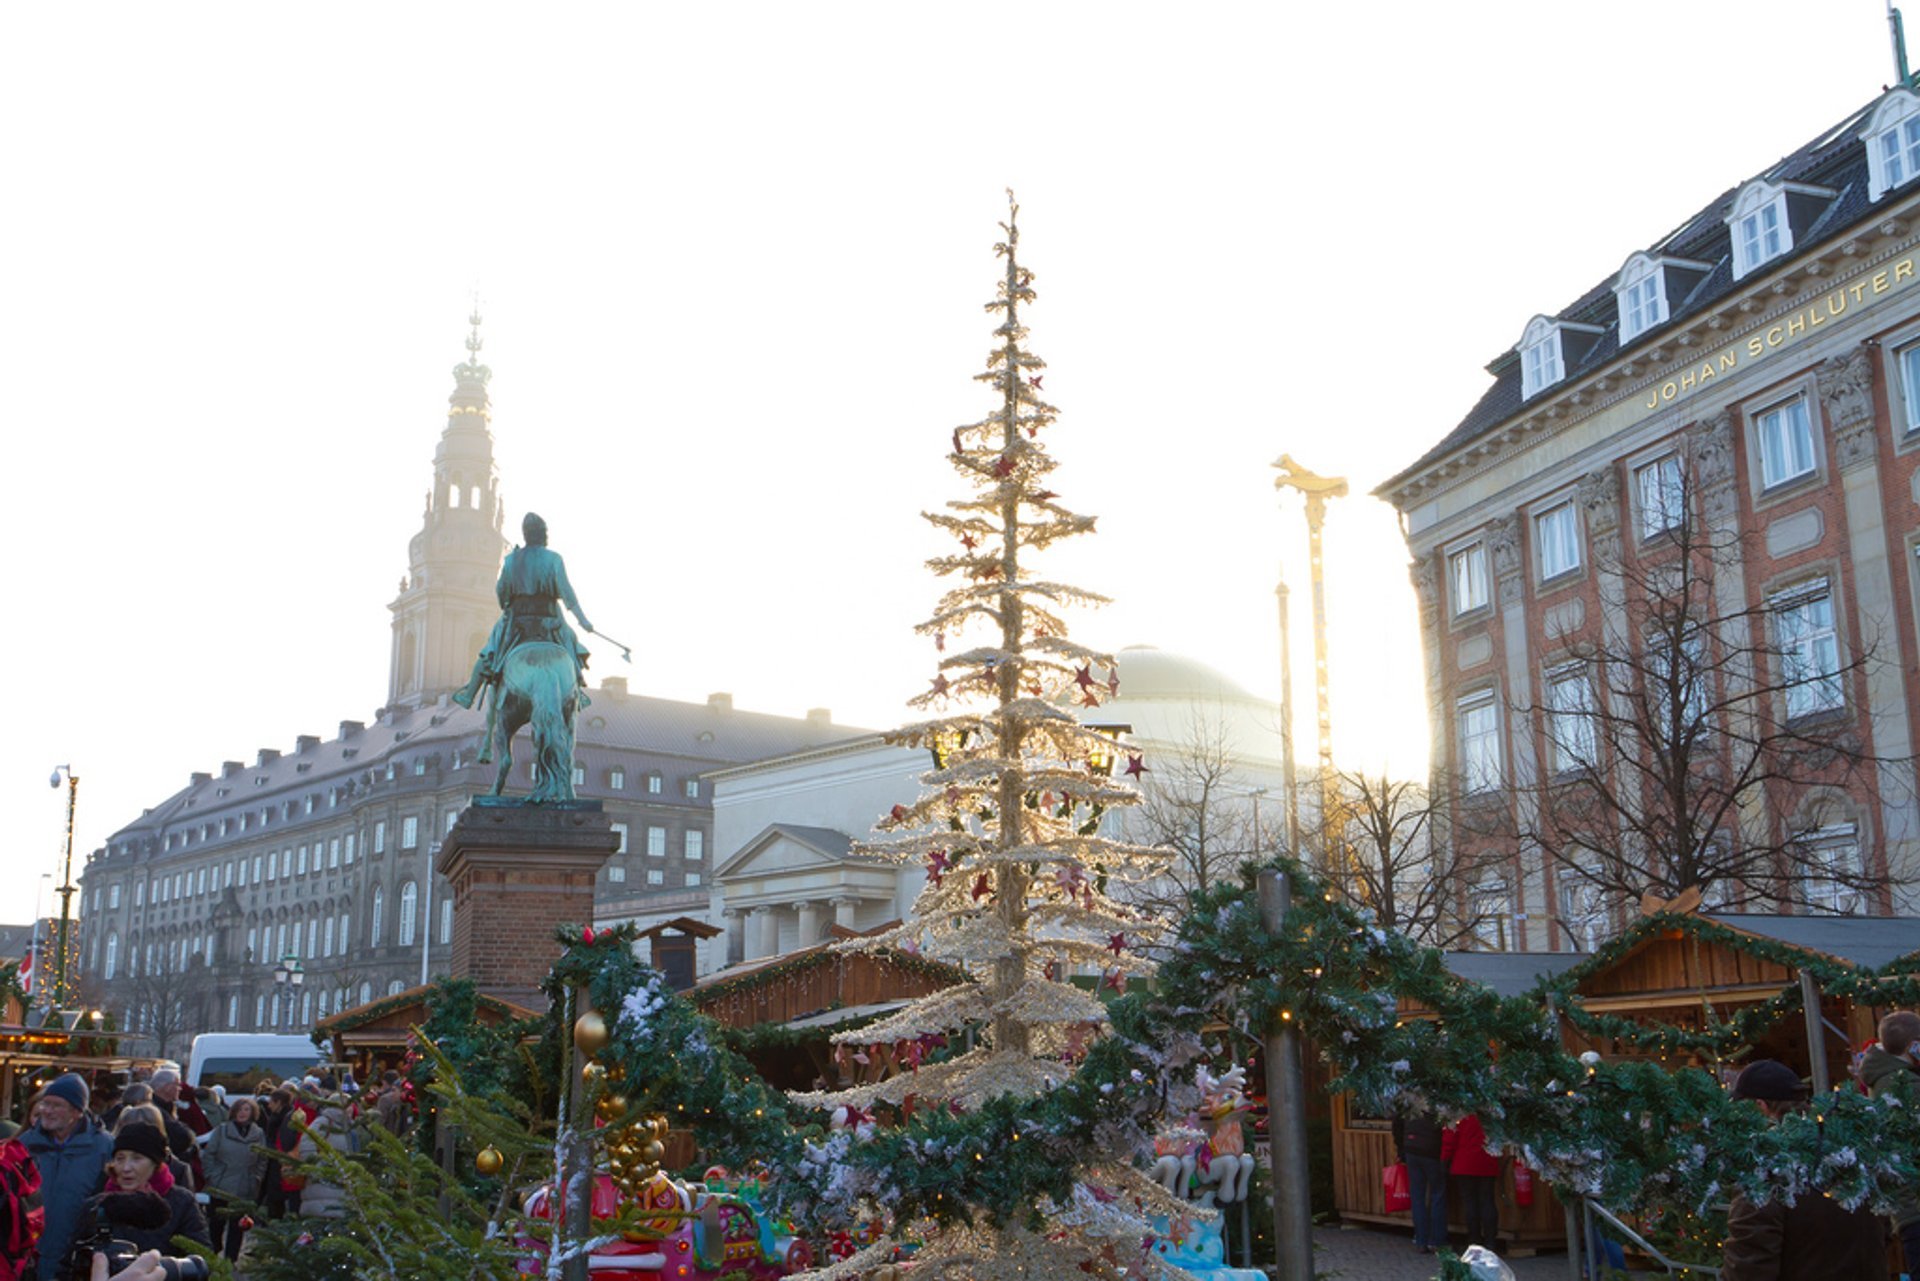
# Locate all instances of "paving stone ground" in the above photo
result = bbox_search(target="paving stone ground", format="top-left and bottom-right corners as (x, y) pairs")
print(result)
(1310, 1223), (1575, 1280)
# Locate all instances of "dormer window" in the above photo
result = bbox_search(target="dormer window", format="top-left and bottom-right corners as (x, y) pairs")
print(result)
(1614, 251), (1713, 343)
(1518, 315), (1605, 400)
(1727, 178), (1836, 280)
(1863, 89), (1920, 201)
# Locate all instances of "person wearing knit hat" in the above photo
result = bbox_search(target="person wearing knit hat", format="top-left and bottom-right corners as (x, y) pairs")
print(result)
(91, 1123), (210, 1256)
(22, 1073), (114, 1280)
(1720, 1059), (1890, 1279)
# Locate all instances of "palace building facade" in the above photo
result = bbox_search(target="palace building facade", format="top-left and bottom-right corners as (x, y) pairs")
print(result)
(77, 320), (858, 1046)
(1380, 83), (1920, 950)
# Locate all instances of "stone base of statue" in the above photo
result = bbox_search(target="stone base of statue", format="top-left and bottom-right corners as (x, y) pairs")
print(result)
(437, 798), (617, 1009)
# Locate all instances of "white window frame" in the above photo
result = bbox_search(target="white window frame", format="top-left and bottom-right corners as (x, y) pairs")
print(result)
(1470, 878), (1512, 951)
(1731, 187), (1789, 279)
(608, 865), (627, 883)
(685, 829), (704, 860)
(1753, 395), (1817, 489)
(609, 768), (626, 791)
(611, 822), (629, 854)
(1635, 453), (1687, 539)
(684, 779), (699, 798)
(1864, 90), (1920, 201)
(647, 868), (665, 886)
(439, 896), (453, 945)
(373, 820), (387, 855)
(1556, 862), (1609, 952)
(1649, 626), (1713, 744)
(1545, 663), (1598, 775)
(370, 886), (384, 945)
(398, 882), (418, 948)
(1457, 689), (1503, 794)
(1772, 579), (1844, 719)
(1800, 823), (1865, 914)
(1520, 326), (1564, 400)
(1449, 542), (1490, 616)
(1896, 339), (1920, 436)
(647, 827), (666, 858)
(1535, 500), (1582, 581)
(401, 815), (419, 850)
(647, 773), (663, 795)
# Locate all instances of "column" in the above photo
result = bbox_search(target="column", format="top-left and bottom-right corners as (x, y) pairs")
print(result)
(745, 907), (775, 961)
(1688, 410), (1760, 866)
(1488, 514), (1544, 950)
(720, 908), (744, 967)
(795, 901), (823, 947)
(1821, 349), (1920, 906)
(831, 897), (858, 930)
(755, 906), (782, 960)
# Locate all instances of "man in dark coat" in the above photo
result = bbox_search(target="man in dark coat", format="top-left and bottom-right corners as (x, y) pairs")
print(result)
(1859, 1011), (1920, 1274)
(20, 1075), (113, 1280)
(1720, 1059), (1890, 1280)
(452, 511), (593, 708)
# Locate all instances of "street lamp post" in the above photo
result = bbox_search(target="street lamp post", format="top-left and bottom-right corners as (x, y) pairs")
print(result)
(47, 766), (79, 1009)
(273, 954), (305, 1033)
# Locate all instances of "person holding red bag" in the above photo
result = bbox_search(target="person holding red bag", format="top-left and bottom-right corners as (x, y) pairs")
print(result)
(1393, 1109), (1450, 1254)
(1447, 1113), (1503, 1253)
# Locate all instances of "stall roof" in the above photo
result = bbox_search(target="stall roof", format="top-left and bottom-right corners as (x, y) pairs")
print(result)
(1443, 951), (1589, 997)
(1705, 914), (1920, 970)
(781, 1001), (909, 1031)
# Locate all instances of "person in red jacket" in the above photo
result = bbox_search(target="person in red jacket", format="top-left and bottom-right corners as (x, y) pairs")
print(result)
(1446, 1113), (1504, 1252)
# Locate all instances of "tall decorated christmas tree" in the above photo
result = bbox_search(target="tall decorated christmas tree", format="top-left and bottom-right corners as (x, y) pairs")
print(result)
(794, 195), (1187, 1279)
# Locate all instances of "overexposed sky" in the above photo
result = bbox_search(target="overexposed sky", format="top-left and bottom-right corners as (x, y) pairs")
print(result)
(2, 2), (1896, 915)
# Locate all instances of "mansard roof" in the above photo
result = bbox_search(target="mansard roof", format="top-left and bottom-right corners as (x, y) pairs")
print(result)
(1385, 90), (1889, 494)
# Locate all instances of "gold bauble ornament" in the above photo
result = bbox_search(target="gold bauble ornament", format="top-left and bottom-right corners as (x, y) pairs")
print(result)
(475, 1145), (504, 1176)
(582, 1061), (607, 1085)
(640, 1139), (666, 1166)
(573, 1010), (611, 1056)
(608, 1064), (627, 1084)
(603, 1093), (629, 1117)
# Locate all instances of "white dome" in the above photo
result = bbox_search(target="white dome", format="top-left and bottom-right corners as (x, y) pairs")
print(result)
(1103, 645), (1264, 705)
(1082, 645), (1286, 769)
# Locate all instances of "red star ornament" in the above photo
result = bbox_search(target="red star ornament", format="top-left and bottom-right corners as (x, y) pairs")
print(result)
(1033, 489), (1058, 502)
(890, 804), (910, 822)
(1104, 969), (1127, 994)
(1108, 932), (1126, 957)
(952, 428), (964, 455)
(1079, 690), (1101, 708)
(971, 873), (992, 902)
(1027, 374), (1044, 390)
(1075, 664), (1096, 691)
(930, 673), (950, 696)
(1124, 753), (1147, 778)
(993, 454), (1016, 478)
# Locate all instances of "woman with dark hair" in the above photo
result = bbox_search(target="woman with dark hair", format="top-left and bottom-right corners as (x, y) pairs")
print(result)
(201, 1096), (265, 1260)
(84, 1126), (209, 1256)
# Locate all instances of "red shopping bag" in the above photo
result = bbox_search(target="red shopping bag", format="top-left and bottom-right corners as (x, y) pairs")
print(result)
(1382, 1161), (1411, 1213)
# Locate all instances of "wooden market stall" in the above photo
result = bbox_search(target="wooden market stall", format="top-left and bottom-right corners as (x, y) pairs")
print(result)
(1330, 912), (1920, 1252)
(314, 984), (541, 1083)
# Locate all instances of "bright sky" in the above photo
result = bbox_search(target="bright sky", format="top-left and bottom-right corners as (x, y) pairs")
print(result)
(2, 2), (1897, 917)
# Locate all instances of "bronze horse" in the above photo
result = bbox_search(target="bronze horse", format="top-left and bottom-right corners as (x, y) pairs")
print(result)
(476, 641), (582, 802)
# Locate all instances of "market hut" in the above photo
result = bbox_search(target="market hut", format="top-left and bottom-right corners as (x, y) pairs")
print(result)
(314, 983), (540, 1082)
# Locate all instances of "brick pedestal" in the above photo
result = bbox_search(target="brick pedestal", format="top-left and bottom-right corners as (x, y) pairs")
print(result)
(437, 800), (616, 1009)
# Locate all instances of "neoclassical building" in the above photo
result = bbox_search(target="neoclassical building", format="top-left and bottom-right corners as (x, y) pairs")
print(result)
(78, 320), (859, 1045)
(1380, 81), (1920, 949)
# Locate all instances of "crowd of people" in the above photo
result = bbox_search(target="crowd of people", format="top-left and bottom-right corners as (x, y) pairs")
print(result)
(1390, 1010), (1920, 1279)
(0, 1062), (414, 1280)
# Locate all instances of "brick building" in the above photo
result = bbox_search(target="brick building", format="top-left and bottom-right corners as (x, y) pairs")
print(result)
(1379, 81), (1920, 950)
(77, 316), (857, 1047)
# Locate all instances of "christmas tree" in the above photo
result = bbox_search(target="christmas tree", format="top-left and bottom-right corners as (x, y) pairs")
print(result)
(793, 194), (1187, 1279)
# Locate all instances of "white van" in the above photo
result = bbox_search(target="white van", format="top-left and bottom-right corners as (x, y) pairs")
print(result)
(186, 1033), (326, 1093)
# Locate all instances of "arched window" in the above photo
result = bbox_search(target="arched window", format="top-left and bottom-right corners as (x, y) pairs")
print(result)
(103, 933), (118, 981)
(226, 995), (239, 1028)
(387, 979), (404, 997)
(370, 887), (384, 945)
(359, 981), (372, 1006)
(301, 991), (312, 1026)
(255, 994), (266, 1028)
(448, 482), (461, 509)
(398, 882), (418, 948)
(439, 896), (453, 945)
(323, 917), (335, 958)
(339, 913), (351, 955)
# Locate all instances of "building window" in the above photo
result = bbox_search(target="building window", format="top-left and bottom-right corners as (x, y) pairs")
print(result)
(246, 928), (257, 963)
(370, 887), (384, 945)
(1649, 628), (1713, 743)
(1470, 879), (1511, 951)
(647, 773), (662, 795)
(1458, 690), (1502, 793)
(647, 827), (666, 857)
(1899, 343), (1920, 435)
(296, 847), (307, 876)
(609, 768), (626, 790)
(1774, 580), (1843, 718)
(360, 982), (372, 1006)
(1732, 192), (1788, 278)
(1536, 501), (1581, 580)
(413, 758), (426, 777)
(103, 933), (118, 981)
(687, 872), (702, 887)
(1556, 863), (1609, 952)
(227, 995), (239, 1029)
(611, 823), (629, 854)
(1635, 454), (1686, 539)
(267, 852), (277, 881)
(1521, 330), (1563, 400)
(401, 816), (419, 850)
(1449, 544), (1489, 616)
(307, 918), (318, 958)
(323, 916), (335, 958)
(608, 866), (627, 883)
(339, 912), (349, 951)
(256, 995), (267, 1028)
(135, 880), (144, 907)
(1617, 268), (1665, 341)
(374, 821), (387, 855)
(328, 839), (340, 869)
(1545, 664), (1597, 775)
(398, 882), (418, 948)
(439, 896), (452, 945)
(1866, 91), (1920, 200)
(685, 830), (704, 860)
(108, 883), (121, 909)
(252, 855), (263, 883)
(1754, 397), (1816, 488)
(1801, 824), (1865, 913)
(684, 779), (699, 798)
(647, 869), (665, 886)
(572, 765), (586, 787)
(345, 833), (356, 864)
(445, 810), (458, 835)
(387, 980), (405, 997)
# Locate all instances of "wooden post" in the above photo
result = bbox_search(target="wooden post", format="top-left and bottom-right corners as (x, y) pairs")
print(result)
(1798, 970), (1830, 1095)
(1259, 869), (1315, 1281)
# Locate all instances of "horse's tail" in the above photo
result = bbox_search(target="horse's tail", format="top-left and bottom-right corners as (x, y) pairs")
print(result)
(525, 650), (577, 788)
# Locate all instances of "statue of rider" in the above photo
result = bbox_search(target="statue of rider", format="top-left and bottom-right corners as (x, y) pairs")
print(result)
(453, 512), (594, 709)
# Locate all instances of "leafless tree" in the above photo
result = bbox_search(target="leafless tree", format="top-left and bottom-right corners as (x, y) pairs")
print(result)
(1114, 707), (1279, 921)
(1315, 768), (1507, 949)
(1508, 453), (1911, 929)
(122, 943), (201, 1059)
